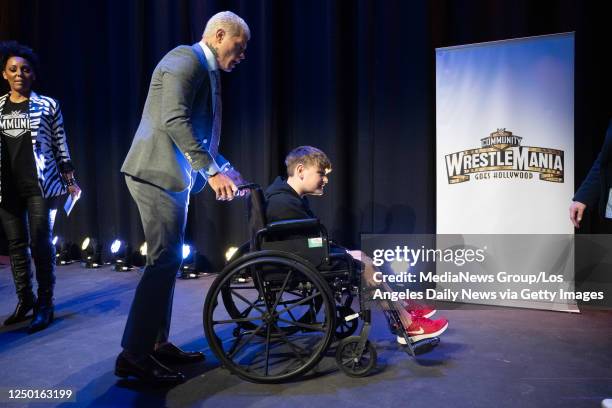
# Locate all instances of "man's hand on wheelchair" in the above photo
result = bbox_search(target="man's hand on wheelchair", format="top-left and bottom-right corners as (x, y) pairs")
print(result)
(223, 167), (250, 197)
(208, 172), (238, 201)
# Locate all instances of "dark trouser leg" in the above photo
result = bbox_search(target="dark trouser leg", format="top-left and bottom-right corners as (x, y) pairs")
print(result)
(0, 202), (32, 297)
(25, 195), (58, 333)
(121, 176), (189, 354)
(27, 195), (57, 300)
(0, 201), (36, 324)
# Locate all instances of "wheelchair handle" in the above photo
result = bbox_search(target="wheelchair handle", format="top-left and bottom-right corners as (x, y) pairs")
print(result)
(236, 183), (261, 191)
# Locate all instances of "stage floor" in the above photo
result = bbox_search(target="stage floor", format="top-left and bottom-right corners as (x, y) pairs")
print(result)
(0, 262), (611, 408)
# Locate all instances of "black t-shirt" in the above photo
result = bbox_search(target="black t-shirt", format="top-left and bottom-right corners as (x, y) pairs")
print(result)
(0, 98), (41, 198)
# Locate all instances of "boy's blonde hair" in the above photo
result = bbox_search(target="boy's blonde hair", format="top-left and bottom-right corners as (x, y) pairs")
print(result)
(285, 146), (331, 176)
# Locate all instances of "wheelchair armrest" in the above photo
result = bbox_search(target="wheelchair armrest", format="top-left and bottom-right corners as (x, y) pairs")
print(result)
(253, 219), (330, 259)
(265, 218), (320, 234)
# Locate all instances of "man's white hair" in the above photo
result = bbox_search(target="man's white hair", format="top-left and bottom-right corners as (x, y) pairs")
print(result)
(203, 11), (250, 40)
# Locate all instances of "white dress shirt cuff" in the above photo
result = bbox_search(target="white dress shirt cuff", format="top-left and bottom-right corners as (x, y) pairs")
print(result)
(204, 161), (221, 176)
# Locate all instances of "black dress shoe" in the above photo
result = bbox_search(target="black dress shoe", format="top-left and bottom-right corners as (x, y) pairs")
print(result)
(4, 295), (36, 326)
(152, 342), (205, 364)
(115, 351), (185, 385)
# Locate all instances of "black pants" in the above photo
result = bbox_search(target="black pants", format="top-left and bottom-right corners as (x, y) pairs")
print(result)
(0, 194), (58, 299)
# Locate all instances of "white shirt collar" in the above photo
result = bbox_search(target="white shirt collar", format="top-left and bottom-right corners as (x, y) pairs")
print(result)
(199, 41), (218, 71)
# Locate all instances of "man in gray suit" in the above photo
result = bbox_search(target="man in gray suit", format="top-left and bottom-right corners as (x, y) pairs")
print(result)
(115, 11), (250, 385)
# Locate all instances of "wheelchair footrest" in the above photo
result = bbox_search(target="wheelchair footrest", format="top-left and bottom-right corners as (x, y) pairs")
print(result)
(403, 337), (440, 356)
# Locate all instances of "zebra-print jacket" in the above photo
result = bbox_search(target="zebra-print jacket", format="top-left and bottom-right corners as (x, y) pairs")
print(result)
(0, 92), (75, 201)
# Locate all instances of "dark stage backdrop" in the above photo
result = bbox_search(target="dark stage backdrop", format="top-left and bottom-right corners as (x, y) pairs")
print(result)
(1, 0), (611, 268)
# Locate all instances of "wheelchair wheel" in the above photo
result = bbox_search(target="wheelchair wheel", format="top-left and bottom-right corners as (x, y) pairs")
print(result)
(335, 306), (358, 339)
(335, 336), (377, 377)
(204, 251), (336, 383)
(221, 267), (323, 336)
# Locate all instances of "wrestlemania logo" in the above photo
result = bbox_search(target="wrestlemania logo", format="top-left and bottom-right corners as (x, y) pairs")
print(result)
(445, 128), (564, 184)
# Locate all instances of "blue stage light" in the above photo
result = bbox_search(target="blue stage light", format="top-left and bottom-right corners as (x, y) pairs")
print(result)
(110, 239), (122, 254)
(110, 239), (132, 272)
(129, 242), (147, 268)
(182, 244), (191, 260)
(179, 243), (199, 279)
(53, 236), (76, 265)
(81, 237), (102, 268)
(225, 246), (239, 262)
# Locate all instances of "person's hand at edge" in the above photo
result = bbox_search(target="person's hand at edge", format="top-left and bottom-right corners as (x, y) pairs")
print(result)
(569, 201), (587, 228)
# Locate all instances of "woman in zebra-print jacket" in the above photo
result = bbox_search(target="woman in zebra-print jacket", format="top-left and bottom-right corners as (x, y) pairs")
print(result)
(0, 41), (81, 333)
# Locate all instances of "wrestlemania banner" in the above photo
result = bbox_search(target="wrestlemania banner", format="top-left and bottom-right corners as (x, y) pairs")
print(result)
(445, 128), (564, 184)
(435, 33), (575, 310)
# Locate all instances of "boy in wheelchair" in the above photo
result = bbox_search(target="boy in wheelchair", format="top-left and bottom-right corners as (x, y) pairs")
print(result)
(265, 146), (449, 345)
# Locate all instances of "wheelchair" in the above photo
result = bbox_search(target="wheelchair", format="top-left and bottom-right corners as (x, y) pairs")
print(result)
(203, 184), (439, 383)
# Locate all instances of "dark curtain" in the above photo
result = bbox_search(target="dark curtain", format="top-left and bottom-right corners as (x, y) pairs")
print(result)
(1, 0), (611, 268)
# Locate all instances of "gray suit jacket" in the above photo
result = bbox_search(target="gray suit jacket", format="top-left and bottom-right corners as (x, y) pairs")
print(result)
(121, 44), (229, 193)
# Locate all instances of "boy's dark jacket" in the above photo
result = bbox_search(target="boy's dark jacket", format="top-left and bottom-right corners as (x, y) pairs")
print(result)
(264, 176), (315, 223)
(263, 176), (347, 259)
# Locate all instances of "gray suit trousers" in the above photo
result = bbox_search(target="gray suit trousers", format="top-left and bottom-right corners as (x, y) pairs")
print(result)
(121, 175), (189, 353)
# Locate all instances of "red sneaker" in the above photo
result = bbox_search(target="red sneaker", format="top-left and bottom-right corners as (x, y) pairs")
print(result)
(403, 317), (448, 343)
(403, 300), (436, 319)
